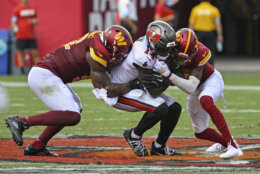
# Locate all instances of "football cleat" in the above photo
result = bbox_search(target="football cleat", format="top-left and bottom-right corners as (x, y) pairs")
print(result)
(5, 116), (29, 146)
(206, 143), (226, 153)
(123, 129), (148, 157)
(219, 137), (243, 159)
(150, 142), (182, 156)
(24, 143), (59, 156)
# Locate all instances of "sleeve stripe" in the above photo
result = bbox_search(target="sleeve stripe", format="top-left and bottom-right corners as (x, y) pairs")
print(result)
(90, 47), (107, 67)
(199, 51), (211, 66)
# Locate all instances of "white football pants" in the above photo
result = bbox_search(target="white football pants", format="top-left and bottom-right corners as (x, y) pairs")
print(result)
(113, 89), (176, 112)
(187, 69), (225, 133)
(28, 67), (82, 114)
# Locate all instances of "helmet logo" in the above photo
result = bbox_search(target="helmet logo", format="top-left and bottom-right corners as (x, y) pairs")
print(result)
(115, 32), (127, 46)
(176, 30), (182, 42)
(146, 29), (161, 43)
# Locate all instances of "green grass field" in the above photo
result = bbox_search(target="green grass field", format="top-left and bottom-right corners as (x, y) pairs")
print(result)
(0, 71), (260, 173)
(1, 71), (260, 139)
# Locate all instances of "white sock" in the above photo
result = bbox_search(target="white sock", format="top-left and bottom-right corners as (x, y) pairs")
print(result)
(131, 129), (141, 139)
(154, 141), (162, 148)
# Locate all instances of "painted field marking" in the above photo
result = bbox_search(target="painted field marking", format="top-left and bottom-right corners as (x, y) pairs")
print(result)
(0, 137), (259, 173)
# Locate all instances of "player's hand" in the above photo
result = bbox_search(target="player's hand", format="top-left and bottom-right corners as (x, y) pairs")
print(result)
(140, 72), (169, 89)
(153, 59), (171, 77)
(129, 78), (144, 90)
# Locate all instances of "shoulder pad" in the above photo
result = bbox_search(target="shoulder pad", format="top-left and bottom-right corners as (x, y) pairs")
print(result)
(90, 34), (111, 67)
(197, 42), (211, 66)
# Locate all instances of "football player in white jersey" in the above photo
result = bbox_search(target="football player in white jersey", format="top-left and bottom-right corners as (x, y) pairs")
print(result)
(93, 21), (182, 157)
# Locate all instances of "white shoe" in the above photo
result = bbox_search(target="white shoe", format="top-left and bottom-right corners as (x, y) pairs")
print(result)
(219, 138), (243, 159)
(206, 143), (226, 153)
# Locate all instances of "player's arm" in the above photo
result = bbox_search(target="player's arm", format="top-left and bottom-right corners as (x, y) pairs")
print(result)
(135, 63), (168, 98)
(11, 9), (19, 33)
(86, 53), (141, 98)
(168, 65), (203, 94)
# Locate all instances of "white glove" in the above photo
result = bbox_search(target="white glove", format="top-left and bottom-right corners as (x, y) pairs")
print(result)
(92, 88), (118, 106)
(153, 59), (171, 77)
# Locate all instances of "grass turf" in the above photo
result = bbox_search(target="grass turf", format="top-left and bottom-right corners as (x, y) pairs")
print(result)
(0, 71), (259, 173)
(0, 71), (259, 138)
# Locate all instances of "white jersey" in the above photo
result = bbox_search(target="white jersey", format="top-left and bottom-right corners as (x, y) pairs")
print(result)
(93, 36), (176, 111)
(110, 36), (156, 83)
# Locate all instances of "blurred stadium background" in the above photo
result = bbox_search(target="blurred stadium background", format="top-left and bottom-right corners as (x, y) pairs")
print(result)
(0, 0), (260, 75)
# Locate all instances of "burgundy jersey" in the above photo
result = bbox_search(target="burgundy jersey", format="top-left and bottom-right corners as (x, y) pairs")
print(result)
(36, 31), (112, 83)
(180, 42), (214, 84)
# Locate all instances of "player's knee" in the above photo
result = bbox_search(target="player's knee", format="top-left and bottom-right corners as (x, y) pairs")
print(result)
(66, 111), (81, 126)
(169, 102), (182, 117)
(154, 103), (169, 118)
(200, 96), (214, 112)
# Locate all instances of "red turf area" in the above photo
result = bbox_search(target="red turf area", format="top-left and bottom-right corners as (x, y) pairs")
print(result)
(0, 137), (259, 168)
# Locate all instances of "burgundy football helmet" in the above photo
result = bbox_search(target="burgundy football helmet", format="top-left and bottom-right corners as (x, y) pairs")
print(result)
(175, 28), (198, 65)
(102, 25), (133, 66)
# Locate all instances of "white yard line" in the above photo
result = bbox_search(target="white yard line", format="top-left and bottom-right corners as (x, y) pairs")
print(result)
(0, 164), (257, 173)
(1, 81), (260, 91)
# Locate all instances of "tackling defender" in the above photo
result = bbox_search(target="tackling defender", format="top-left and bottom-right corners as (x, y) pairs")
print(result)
(142, 28), (243, 159)
(5, 25), (142, 156)
(94, 21), (182, 157)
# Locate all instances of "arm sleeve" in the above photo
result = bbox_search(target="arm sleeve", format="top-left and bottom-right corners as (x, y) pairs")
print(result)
(168, 74), (200, 94)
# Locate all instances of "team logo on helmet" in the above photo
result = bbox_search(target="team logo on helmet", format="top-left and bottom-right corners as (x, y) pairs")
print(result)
(146, 29), (161, 43)
(115, 32), (127, 46)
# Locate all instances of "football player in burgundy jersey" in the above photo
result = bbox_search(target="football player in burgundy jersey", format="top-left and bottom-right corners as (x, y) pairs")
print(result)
(5, 25), (143, 156)
(142, 28), (243, 159)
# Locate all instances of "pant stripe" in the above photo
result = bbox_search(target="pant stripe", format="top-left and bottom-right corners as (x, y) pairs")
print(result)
(118, 96), (156, 112)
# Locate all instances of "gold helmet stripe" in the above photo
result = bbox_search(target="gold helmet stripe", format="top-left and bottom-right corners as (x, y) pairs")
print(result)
(183, 29), (191, 54)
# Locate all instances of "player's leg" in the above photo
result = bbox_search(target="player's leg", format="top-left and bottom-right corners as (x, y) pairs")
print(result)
(115, 91), (182, 156)
(6, 67), (81, 156)
(199, 70), (243, 158)
(187, 94), (227, 152)
(15, 39), (25, 74)
(150, 93), (182, 156)
(124, 103), (168, 157)
(29, 39), (40, 65)
(114, 90), (166, 156)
